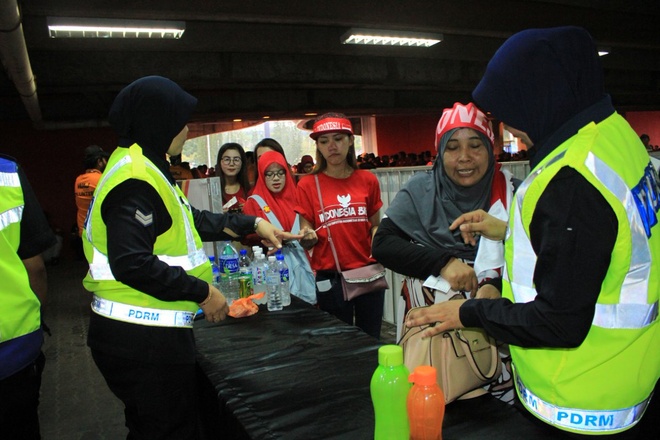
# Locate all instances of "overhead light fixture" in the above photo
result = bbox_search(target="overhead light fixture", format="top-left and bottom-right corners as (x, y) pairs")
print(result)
(47, 17), (185, 39)
(598, 47), (610, 56)
(341, 28), (442, 47)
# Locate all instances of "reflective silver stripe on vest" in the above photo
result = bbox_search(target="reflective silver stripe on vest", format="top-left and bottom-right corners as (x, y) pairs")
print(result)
(91, 295), (194, 328)
(509, 151), (657, 329)
(0, 170), (20, 187)
(0, 205), (23, 231)
(585, 152), (658, 328)
(0, 168), (22, 230)
(515, 369), (649, 433)
(86, 154), (206, 281)
(506, 153), (566, 302)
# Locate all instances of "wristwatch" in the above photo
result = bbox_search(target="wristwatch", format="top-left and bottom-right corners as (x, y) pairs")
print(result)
(253, 217), (264, 231)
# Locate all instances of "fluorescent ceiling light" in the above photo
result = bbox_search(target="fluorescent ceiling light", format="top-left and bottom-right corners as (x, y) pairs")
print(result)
(341, 28), (442, 47)
(598, 47), (610, 56)
(47, 17), (185, 39)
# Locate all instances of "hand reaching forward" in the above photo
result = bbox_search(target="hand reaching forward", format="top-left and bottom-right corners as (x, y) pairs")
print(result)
(449, 209), (508, 246)
(255, 220), (303, 252)
(405, 300), (467, 338)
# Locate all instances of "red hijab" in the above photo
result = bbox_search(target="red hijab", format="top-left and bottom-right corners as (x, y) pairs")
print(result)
(251, 150), (299, 231)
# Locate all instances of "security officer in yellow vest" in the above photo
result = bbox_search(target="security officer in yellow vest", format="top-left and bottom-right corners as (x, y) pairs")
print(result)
(405, 27), (659, 439)
(82, 76), (301, 440)
(0, 155), (57, 439)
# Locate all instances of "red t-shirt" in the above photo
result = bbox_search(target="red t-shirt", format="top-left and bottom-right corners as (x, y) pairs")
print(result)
(296, 170), (383, 271)
(223, 188), (249, 213)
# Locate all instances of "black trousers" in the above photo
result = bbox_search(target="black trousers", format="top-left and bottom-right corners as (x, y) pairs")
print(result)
(0, 352), (45, 440)
(315, 271), (385, 339)
(91, 350), (200, 440)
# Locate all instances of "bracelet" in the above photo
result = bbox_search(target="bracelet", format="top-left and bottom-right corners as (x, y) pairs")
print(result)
(253, 217), (264, 231)
(199, 289), (213, 307)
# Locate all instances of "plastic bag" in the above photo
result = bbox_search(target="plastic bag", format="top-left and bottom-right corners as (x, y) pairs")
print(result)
(229, 292), (265, 318)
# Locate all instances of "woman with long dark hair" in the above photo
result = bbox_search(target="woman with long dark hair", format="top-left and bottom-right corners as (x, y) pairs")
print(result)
(215, 142), (251, 213)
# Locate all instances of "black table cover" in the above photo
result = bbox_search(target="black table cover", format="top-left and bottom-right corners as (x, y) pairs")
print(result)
(194, 298), (657, 440)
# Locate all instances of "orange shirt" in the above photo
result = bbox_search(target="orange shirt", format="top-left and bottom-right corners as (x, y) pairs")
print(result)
(74, 169), (102, 235)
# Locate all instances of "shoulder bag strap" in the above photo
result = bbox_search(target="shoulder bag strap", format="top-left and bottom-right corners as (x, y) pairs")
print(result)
(248, 194), (283, 230)
(314, 174), (342, 273)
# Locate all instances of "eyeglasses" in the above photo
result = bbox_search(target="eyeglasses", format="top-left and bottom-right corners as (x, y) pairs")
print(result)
(264, 170), (287, 179)
(221, 157), (242, 165)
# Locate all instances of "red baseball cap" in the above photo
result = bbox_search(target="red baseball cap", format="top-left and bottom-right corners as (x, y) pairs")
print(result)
(310, 117), (353, 140)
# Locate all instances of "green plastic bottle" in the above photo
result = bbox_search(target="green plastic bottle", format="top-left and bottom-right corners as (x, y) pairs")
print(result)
(370, 345), (411, 440)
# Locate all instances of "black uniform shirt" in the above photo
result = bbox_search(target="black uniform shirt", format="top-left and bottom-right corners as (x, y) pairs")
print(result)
(87, 147), (257, 363)
(459, 167), (617, 347)
(12, 159), (57, 259)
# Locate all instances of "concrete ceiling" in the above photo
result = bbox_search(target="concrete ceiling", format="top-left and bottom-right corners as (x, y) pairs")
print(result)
(3, 0), (660, 129)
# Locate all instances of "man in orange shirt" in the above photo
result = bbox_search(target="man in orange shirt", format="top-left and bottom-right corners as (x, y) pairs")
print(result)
(74, 145), (109, 236)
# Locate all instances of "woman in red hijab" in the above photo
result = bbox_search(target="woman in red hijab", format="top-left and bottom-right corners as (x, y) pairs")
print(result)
(243, 150), (298, 232)
(243, 150), (316, 304)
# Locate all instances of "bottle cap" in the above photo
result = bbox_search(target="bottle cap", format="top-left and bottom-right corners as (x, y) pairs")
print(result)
(409, 365), (437, 385)
(377, 345), (403, 367)
(240, 249), (247, 255)
(268, 256), (276, 262)
(276, 253), (284, 260)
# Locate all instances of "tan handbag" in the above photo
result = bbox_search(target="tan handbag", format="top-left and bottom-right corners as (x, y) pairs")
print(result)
(398, 306), (502, 403)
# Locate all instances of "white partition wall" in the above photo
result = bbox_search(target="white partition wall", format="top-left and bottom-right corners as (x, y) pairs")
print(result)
(178, 177), (223, 258)
(372, 161), (530, 324)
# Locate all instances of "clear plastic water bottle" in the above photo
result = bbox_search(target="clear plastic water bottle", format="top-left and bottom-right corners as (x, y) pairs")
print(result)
(219, 241), (239, 300)
(209, 255), (220, 287)
(275, 251), (291, 306)
(266, 255), (282, 311)
(219, 272), (236, 305)
(199, 255), (221, 317)
(252, 253), (267, 304)
(238, 249), (253, 298)
(251, 245), (263, 259)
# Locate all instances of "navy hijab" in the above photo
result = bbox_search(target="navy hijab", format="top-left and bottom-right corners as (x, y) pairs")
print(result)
(472, 26), (606, 167)
(108, 76), (197, 158)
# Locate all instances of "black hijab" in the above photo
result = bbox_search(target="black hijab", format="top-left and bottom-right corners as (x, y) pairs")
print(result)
(108, 76), (197, 157)
(472, 26), (606, 167)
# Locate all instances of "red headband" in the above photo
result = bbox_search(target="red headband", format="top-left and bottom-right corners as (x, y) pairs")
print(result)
(310, 117), (353, 140)
(435, 102), (494, 151)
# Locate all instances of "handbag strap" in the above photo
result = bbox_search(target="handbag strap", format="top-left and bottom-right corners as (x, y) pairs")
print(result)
(314, 174), (342, 273)
(456, 330), (500, 381)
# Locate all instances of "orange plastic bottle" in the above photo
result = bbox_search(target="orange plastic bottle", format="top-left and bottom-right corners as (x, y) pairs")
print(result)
(407, 366), (445, 440)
